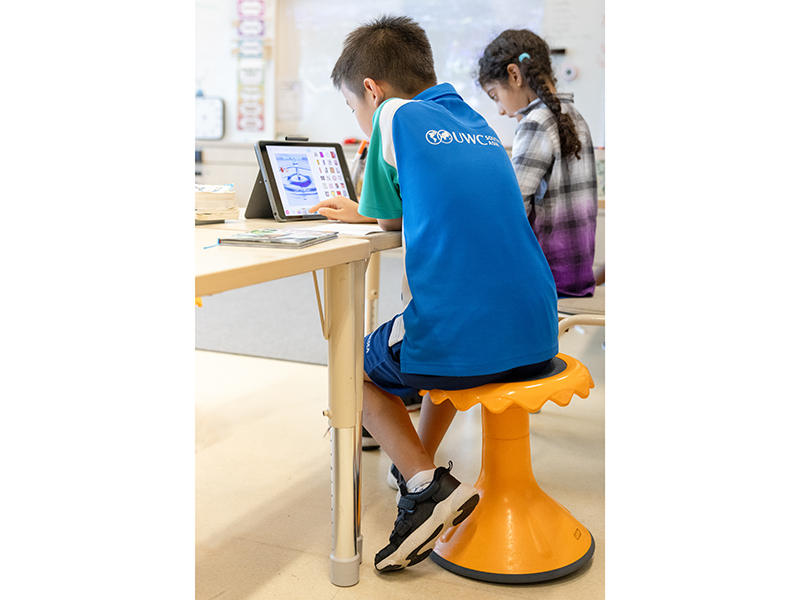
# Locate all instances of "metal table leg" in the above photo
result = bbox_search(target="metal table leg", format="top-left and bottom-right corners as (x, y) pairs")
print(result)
(324, 260), (365, 586)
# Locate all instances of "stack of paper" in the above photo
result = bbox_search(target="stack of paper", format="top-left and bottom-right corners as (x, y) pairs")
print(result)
(195, 184), (239, 223)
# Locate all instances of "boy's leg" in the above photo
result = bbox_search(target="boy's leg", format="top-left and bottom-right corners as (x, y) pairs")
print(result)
(362, 379), (435, 480)
(362, 324), (480, 572)
(363, 377), (479, 573)
(416, 393), (458, 460)
(385, 393), (457, 491)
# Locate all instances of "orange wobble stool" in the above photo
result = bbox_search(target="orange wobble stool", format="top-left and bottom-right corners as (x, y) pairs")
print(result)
(424, 353), (595, 583)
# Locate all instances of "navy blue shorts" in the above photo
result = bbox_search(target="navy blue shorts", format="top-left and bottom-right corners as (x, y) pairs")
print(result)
(364, 315), (553, 398)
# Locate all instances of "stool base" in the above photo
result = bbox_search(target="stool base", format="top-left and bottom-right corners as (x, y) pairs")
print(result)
(431, 534), (594, 583)
(431, 405), (595, 582)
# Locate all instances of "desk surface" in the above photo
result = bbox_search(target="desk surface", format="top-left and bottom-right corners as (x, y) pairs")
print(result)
(198, 217), (402, 252)
(196, 219), (401, 297)
(196, 228), (372, 297)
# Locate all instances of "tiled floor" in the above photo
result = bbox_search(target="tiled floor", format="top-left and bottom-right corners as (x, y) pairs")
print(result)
(196, 325), (605, 600)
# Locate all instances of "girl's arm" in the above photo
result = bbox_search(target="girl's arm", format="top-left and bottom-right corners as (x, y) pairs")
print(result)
(512, 119), (555, 214)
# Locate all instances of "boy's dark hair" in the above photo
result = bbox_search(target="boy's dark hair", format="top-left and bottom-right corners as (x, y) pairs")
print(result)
(478, 29), (582, 160)
(331, 15), (437, 97)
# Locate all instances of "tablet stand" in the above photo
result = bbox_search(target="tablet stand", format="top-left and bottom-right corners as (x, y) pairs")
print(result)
(244, 169), (274, 219)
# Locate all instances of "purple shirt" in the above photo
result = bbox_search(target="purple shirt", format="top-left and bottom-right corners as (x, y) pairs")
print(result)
(513, 93), (598, 297)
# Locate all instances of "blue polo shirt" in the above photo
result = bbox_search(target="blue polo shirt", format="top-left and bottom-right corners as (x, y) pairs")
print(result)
(358, 83), (558, 377)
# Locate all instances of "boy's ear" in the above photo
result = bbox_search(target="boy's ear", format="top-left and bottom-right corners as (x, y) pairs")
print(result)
(362, 78), (386, 108)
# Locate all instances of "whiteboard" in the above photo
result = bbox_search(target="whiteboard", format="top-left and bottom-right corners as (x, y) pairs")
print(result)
(276, 0), (604, 147)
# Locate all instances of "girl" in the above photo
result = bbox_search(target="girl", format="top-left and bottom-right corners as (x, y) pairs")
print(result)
(478, 29), (598, 298)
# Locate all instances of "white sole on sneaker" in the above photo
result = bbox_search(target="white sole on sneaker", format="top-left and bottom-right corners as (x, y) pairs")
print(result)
(375, 482), (480, 572)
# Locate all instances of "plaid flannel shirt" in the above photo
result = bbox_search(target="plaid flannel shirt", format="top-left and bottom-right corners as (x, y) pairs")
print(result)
(513, 93), (598, 297)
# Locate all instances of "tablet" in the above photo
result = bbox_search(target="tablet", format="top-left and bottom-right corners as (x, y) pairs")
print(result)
(247, 140), (358, 222)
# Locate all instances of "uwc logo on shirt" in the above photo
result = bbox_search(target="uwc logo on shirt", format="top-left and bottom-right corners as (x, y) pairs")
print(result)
(425, 129), (502, 147)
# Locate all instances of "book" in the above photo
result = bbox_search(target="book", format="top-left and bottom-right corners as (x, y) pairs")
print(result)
(195, 206), (240, 225)
(218, 228), (338, 249)
(196, 183), (236, 209)
(196, 183), (239, 224)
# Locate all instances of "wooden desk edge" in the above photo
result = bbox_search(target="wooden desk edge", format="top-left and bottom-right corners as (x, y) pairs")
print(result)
(366, 231), (402, 252)
(196, 243), (371, 297)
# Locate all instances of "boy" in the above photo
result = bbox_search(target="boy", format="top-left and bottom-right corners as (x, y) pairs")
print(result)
(311, 15), (559, 573)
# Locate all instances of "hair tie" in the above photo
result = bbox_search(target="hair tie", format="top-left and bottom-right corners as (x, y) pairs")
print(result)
(518, 52), (530, 61)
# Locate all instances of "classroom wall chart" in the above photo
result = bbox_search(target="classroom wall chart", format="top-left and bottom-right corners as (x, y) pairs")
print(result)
(236, 0), (271, 132)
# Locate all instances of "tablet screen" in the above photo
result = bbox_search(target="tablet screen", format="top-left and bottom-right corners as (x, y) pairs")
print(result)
(253, 141), (357, 221)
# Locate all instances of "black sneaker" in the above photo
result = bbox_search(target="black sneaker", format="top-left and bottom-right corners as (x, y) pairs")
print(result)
(374, 463), (480, 572)
(362, 426), (380, 450)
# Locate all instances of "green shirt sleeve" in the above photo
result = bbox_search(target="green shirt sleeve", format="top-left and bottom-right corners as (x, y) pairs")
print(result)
(357, 101), (403, 220)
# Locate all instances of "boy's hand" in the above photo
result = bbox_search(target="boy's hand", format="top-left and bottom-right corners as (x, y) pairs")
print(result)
(309, 195), (377, 223)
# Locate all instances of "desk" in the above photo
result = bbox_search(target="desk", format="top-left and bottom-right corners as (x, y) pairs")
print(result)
(196, 220), (400, 587)
(198, 218), (399, 332)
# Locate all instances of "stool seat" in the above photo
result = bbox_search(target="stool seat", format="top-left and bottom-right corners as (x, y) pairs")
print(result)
(426, 354), (593, 415)
(423, 353), (595, 583)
